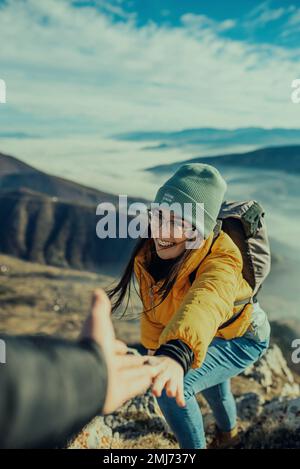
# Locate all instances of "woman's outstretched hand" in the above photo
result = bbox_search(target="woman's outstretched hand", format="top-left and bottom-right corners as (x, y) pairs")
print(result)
(147, 355), (186, 407)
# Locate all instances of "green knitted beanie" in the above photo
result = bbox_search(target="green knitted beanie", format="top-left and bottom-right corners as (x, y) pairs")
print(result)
(153, 163), (227, 239)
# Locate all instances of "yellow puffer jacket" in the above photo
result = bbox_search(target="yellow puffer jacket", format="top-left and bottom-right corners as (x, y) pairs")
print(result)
(134, 230), (254, 368)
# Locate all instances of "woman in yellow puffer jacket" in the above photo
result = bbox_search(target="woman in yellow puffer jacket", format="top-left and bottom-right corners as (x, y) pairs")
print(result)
(108, 163), (270, 449)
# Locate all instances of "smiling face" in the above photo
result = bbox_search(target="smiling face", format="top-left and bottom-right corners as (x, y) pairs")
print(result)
(150, 208), (203, 259)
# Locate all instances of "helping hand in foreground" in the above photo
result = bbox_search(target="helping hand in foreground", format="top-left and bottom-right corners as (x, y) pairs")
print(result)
(81, 289), (160, 414)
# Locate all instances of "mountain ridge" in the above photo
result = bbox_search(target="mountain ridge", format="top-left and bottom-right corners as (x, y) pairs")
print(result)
(115, 127), (300, 149)
(0, 152), (144, 272)
(147, 144), (300, 174)
(0, 152), (147, 207)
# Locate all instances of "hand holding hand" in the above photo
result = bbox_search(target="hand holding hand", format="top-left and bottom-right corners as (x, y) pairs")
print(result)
(81, 289), (159, 414)
(147, 355), (186, 407)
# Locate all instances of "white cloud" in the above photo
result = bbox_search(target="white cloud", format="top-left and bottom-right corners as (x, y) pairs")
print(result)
(0, 0), (300, 137)
(181, 13), (236, 32)
(244, 1), (300, 39)
(85, 0), (135, 21)
(281, 7), (300, 38)
(245, 1), (288, 27)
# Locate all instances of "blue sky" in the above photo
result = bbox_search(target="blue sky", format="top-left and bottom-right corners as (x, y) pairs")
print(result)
(74, 0), (300, 48)
(0, 0), (300, 138)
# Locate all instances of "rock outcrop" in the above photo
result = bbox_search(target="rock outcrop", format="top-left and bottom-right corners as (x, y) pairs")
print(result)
(69, 344), (300, 449)
(69, 389), (169, 449)
(239, 397), (300, 449)
(242, 343), (299, 398)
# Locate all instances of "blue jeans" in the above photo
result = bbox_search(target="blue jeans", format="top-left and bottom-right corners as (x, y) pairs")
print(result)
(157, 311), (270, 449)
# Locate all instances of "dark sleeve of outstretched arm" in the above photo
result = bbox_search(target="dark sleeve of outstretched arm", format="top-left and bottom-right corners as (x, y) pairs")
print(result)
(0, 335), (108, 449)
(154, 339), (194, 374)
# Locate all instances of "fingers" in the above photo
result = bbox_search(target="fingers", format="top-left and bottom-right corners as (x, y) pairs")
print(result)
(145, 356), (167, 371)
(163, 379), (186, 407)
(80, 288), (115, 348)
(175, 382), (186, 408)
(115, 355), (162, 378)
(114, 340), (128, 355)
(165, 378), (177, 398)
(90, 289), (114, 345)
(151, 371), (169, 398)
(119, 366), (156, 401)
(115, 354), (153, 369)
(102, 365), (156, 414)
(91, 289), (111, 318)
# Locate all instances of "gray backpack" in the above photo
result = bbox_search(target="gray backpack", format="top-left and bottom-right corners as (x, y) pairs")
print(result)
(189, 200), (271, 328)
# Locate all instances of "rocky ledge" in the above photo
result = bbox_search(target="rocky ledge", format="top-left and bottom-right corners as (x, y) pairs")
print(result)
(69, 344), (300, 449)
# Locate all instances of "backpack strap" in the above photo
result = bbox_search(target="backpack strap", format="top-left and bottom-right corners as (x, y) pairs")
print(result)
(188, 219), (222, 285)
(188, 219), (257, 331)
(218, 295), (257, 330)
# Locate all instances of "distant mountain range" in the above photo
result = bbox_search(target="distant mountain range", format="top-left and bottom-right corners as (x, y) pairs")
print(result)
(0, 132), (38, 139)
(115, 127), (300, 150)
(1, 147), (299, 274)
(0, 153), (143, 271)
(0, 152), (145, 207)
(0, 188), (137, 271)
(147, 145), (300, 174)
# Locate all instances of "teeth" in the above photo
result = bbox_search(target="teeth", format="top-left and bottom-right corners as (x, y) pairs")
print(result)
(158, 239), (175, 247)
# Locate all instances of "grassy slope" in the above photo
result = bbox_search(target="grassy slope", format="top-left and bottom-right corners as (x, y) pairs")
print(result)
(0, 253), (140, 341)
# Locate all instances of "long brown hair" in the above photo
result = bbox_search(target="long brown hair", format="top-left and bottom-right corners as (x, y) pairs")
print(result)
(106, 218), (195, 317)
